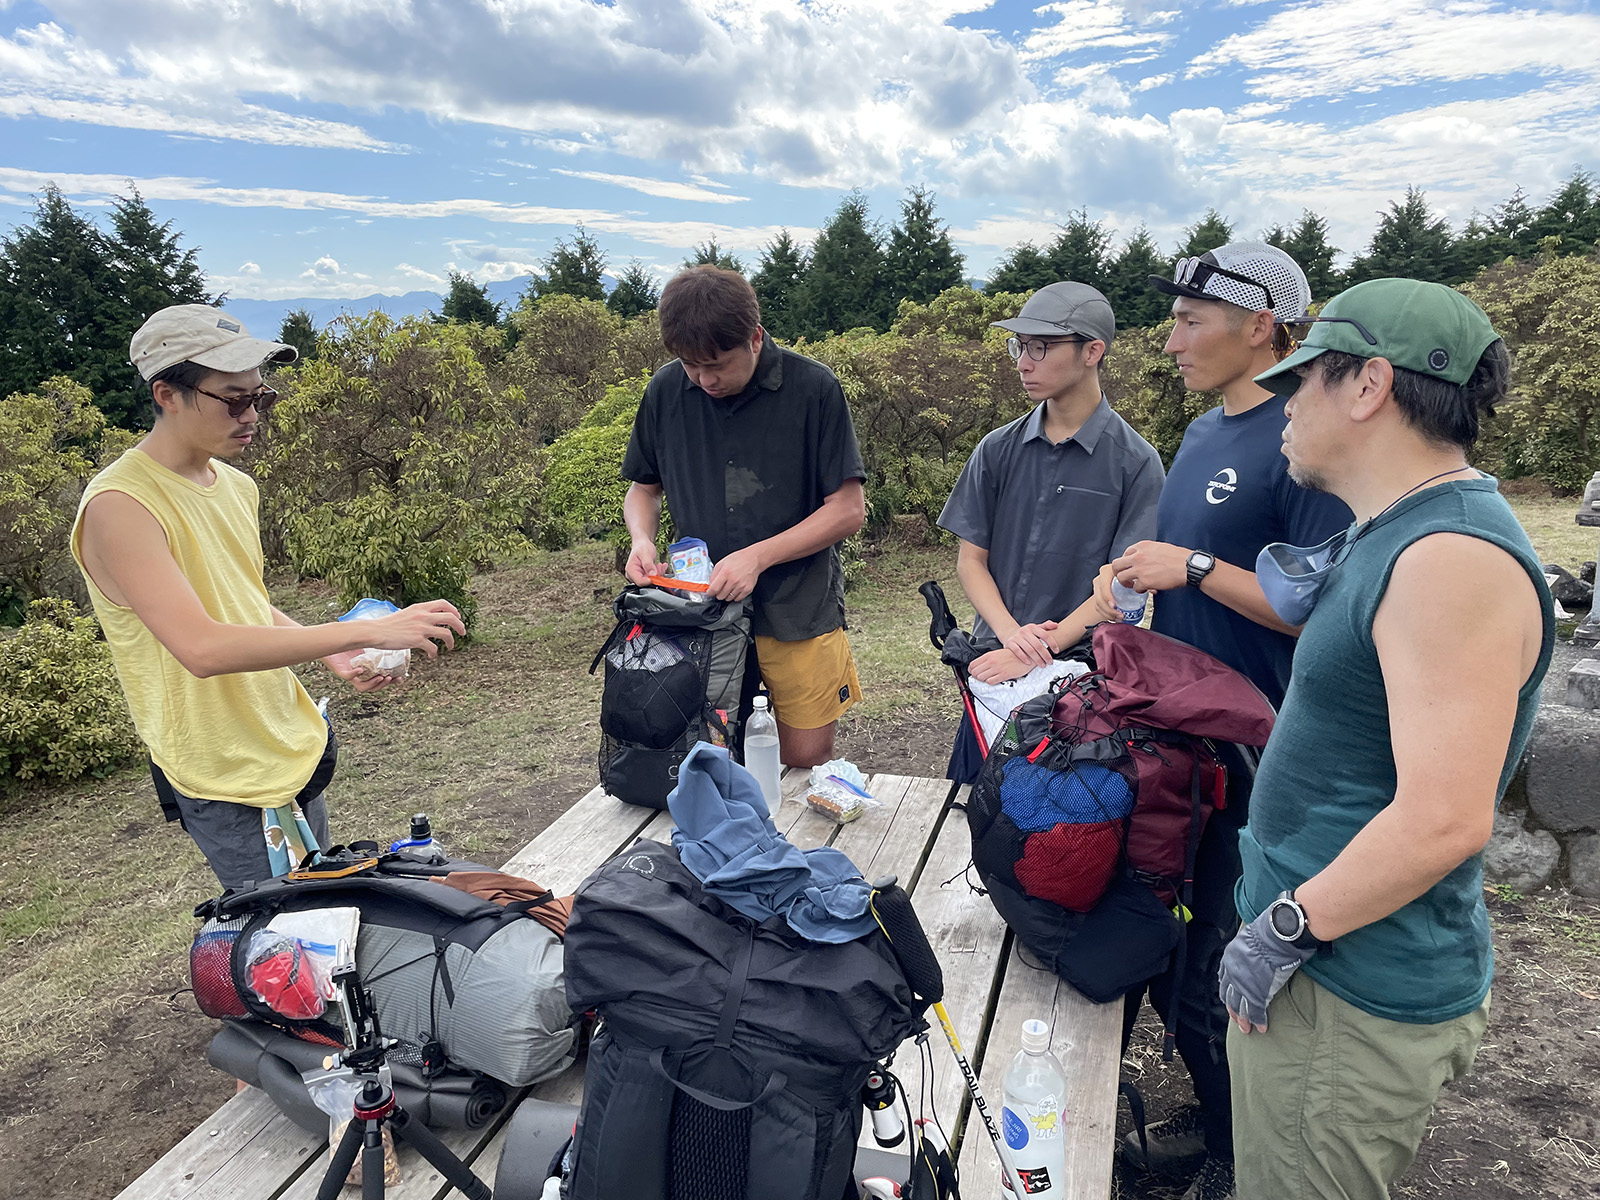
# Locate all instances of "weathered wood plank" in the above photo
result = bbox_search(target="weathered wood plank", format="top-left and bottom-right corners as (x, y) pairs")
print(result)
(857, 794), (1010, 1158)
(113, 1088), (321, 1200)
(955, 943), (1123, 1200)
(831, 774), (953, 884)
(498, 785), (658, 895)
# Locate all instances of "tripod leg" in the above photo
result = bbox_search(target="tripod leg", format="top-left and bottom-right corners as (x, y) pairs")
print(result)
(364, 1120), (387, 1200)
(317, 1117), (366, 1200)
(389, 1106), (493, 1200)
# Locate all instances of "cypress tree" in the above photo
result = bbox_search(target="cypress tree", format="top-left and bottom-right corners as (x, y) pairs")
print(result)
(751, 230), (807, 342)
(884, 185), (966, 307)
(607, 260), (661, 319)
(439, 270), (501, 325)
(1104, 227), (1173, 329)
(1346, 188), (1456, 285)
(1173, 209), (1236, 259)
(531, 226), (608, 303)
(793, 192), (888, 337)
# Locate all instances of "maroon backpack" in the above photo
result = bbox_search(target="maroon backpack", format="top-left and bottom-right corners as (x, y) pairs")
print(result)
(967, 623), (1276, 1019)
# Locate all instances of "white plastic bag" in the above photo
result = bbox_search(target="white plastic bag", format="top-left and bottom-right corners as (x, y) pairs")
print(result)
(338, 598), (411, 679)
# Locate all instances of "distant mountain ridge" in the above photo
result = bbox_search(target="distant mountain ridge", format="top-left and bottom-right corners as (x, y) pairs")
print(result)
(219, 277), (534, 340)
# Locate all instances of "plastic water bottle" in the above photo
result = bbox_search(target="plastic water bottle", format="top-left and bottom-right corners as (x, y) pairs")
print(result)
(743, 696), (782, 808)
(1000, 1018), (1067, 1198)
(1110, 577), (1147, 624)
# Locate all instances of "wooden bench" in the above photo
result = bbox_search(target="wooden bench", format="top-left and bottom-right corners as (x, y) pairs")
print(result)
(115, 769), (1123, 1199)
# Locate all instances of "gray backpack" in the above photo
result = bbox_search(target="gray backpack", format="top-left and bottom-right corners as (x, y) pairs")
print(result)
(590, 585), (753, 809)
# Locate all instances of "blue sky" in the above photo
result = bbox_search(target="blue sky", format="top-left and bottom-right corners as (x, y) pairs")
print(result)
(2, 0), (1597, 303)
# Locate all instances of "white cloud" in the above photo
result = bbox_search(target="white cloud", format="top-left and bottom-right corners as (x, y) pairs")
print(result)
(1190, 0), (1600, 99)
(301, 255), (342, 279)
(0, 166), (812, 254)
(397, 263), (446, 284)
(552, 169), (749, 204)
(238, 261), (261, 274)
(1023, 2), (1179, 63)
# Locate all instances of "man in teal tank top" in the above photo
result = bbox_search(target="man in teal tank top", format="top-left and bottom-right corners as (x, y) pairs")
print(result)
(1214, 279), (1554, 1200)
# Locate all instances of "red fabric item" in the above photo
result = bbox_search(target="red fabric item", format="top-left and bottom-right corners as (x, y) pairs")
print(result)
(247, 941), (325, 1020)
(1085, 623), (1277, 747)
(1014, 821), (1124, 912)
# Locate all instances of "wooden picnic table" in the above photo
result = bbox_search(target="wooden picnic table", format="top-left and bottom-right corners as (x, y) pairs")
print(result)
(115, 768), (1123, 1200)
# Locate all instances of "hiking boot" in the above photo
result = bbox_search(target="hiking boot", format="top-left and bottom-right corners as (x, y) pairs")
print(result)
(1180, 1155), (1235, 1200)
(1118, 1103), (1207, 1175)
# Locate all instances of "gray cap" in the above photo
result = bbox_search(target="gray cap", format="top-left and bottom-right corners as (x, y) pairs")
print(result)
(991, 281), (1115, 345)
(130, 304), (297, 381)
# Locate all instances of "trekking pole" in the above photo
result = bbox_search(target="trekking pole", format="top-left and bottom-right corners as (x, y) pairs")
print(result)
(870, 880), (1032, 1200)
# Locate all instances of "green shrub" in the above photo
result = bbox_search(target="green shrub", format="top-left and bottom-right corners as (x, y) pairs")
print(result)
(1465, 254), (1600, 491)
(253, 314), (541, 627)
(0, 598), (140, 783)
(540, 374), (649, 533)
(0, 376), (138, 617)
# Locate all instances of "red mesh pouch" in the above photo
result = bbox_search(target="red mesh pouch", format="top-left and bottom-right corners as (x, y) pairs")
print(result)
(1013, 820), (1125, 912)
(191, 916), (249, 1019)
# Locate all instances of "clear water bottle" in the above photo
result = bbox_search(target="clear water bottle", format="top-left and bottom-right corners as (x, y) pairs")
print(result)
(1000, 1018), (1067, 1198)
(743, 696), (782, 808)
(1110, 577), (1147, 624)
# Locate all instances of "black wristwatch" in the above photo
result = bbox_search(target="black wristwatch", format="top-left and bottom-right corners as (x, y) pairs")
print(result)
(1266, 890), (1327, 952)
(1185, 550), (1216, 589)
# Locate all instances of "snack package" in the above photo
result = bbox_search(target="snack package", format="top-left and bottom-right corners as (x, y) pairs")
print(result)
(337, 597), (411, 680)
(667, 537), (713, 584)
(307, 1067), (403, 1188)
(805, 759), (878, 824)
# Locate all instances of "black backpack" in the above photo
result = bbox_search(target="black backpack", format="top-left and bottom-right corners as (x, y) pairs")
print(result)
(590, 586), (754, 809)
(560, 839), (929, 1200)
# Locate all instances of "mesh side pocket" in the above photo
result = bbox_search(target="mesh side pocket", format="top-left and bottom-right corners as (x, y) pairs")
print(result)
(668, 1093), (750, 1200)
(600, 629), (712, 749)
(192, 916), (249, 1018)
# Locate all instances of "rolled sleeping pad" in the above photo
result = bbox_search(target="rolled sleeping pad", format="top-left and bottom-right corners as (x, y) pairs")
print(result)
(207, 1019), (508, 1133)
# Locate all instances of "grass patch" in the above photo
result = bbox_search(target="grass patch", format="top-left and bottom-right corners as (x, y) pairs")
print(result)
(1510, 494), (1598, 572)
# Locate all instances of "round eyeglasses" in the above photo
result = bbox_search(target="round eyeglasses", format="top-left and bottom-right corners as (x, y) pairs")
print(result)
(1005, 335), (1087, 362)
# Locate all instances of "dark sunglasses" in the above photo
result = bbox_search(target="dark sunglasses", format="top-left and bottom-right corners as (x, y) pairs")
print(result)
(1273, 315), (1380, 350)
(1173, 256), (1274, 310)
(192, 384), (279, 418)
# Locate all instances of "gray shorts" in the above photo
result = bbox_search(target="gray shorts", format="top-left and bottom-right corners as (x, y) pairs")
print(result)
(150, 723), (337, 890)
(168, 786), (332, 890)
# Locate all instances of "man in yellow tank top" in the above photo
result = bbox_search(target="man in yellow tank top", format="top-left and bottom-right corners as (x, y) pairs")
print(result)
(71, 305), (466, 889)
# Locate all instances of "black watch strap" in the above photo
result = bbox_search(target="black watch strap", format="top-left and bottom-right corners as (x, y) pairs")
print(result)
(1186, 552), (1215, 589)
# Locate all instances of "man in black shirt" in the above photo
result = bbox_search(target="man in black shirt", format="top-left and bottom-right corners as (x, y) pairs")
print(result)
(621, 266), (867, 767)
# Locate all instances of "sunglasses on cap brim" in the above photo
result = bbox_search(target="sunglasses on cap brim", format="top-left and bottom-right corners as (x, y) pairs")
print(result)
(1272, 315), (1380, 351)
(1172, 257), (1274, 310)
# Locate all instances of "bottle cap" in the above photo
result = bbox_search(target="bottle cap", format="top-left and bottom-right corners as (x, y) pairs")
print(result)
(411, 813), (431, 839)
(1020, 1018), (1050, 1054)
(753, 695), (769, 710)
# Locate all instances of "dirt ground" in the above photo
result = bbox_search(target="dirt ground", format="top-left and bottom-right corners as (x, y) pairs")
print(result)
(1115, 888), (1600, 1200)
(4, 536), (1599, 1199)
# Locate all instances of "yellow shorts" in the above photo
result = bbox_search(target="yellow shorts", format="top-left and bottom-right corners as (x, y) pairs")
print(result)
(754, 628), (862, 731)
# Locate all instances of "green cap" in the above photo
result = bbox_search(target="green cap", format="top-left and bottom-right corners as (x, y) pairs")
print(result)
(1255, 278), (1499, 397)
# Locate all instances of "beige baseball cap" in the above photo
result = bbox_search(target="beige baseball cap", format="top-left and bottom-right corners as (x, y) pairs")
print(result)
(130, 304), (297, 381)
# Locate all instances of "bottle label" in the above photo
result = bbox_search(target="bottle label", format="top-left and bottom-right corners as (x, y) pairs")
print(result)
(1003, 1106), (1029, 1150)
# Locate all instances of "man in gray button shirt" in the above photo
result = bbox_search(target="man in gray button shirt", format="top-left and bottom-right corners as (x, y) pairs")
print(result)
(937, 281), (1165, 781)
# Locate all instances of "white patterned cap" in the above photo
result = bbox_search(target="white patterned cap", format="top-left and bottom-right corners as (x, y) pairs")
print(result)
(1150, 241), (1311, 322)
